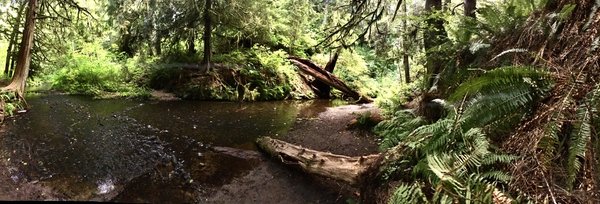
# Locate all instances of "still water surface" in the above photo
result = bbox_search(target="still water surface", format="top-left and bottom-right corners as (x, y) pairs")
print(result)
(0, 95), (347, 202)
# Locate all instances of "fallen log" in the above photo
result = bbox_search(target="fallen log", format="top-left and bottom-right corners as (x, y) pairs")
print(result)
(256, 136), (513, 204)
(288, 56), (373, 103)
(256, 137), (380, 185)
(312, 52), (339, 98)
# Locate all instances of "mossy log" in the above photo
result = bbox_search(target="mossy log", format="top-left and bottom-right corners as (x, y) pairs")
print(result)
(256, 137), (379, 185)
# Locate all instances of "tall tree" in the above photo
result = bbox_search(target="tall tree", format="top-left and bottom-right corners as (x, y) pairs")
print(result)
(202, 0), (212, 71)
(2, 0), (37, 98)
(187, 21), (197, 55)
(401, 0), (410, 83)
(3, 1), (27, 76)
(424, 0), (448, 89)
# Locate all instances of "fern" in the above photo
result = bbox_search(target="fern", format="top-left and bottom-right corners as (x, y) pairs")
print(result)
(539, 109), (566, 166)
(567, 106), (592, 189)
(388, 183), (428, 204)
(450, 66), (549, 101)
(450, 66), (551, 129)
(378, 66), (553, 203)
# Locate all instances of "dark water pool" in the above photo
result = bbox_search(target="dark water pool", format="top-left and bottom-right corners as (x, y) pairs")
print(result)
(0, 95), (349, 203)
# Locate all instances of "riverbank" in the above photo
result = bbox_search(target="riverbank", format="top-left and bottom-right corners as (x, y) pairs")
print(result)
(204, 102), (380, 203)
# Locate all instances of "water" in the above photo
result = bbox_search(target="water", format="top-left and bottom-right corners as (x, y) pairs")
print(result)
(0, 95), (348, 202)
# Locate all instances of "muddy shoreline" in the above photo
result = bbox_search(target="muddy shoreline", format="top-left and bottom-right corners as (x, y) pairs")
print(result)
(0, 100), (380, 202)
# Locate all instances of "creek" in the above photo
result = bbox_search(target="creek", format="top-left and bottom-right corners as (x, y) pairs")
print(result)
(0, 95), (349, 203)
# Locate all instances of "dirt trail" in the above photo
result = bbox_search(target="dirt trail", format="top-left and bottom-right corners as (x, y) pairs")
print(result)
(285, 103), (380, 156)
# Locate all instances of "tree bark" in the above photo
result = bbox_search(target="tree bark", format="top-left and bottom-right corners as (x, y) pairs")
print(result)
(311, 52), (339, 98)
(424, 0), (447, 89)
(402, 0), (411, 84)
(464, 0), (477, 18)
(188, 28), (197, 55)
(256, 137), (380, 185)
(202, 0), (212, 72)
(4, 2), (27, 76)
(154, 34), (162, 56)
(3, 0), (37, 98)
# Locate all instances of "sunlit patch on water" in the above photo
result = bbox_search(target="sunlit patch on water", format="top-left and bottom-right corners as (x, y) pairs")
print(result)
(97, 179), (115, 195)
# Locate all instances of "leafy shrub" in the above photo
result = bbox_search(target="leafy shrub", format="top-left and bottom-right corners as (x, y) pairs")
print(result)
(210, 46), (312, 101)
(0, 92), (23, 117)
(47, 42), (149, 98)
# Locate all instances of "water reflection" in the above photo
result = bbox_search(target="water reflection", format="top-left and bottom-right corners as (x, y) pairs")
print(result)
(0, 95), (348, 202)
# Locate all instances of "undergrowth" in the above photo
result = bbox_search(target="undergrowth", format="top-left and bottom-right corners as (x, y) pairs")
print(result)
(45, 42), (150, 99)
(377, 66), (552, 203)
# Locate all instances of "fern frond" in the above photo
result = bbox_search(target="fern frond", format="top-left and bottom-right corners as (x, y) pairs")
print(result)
(567, 107), (592, 189)
(539, 111), (565, 166)
(480, 170), (512, 183)
(450, 66), (549, 102)
(428, 154), (465, 190)
(480, 154), (518, 166)
(461, 84), (535, 129)
(388, 183), (428, 204)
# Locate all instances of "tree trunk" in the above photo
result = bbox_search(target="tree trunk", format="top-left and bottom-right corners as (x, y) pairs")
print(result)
(4, 2), (27, 76)
(402, 0), (411, 84)
(311, 52), (339, 98)
(464, 0), (477, 18)
(187, 27), (196, 55)
(424, 0), (447, 89)
(321, 0), (330, 27)
(256, 137), (380, 185)
(154, 34), (162, 56)
(3, 0), (37, 98)
(202, 0), (212, 72)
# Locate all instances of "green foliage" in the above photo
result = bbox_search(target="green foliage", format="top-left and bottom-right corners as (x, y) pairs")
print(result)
(478, 0), (544, 36)
(171, 46), (312, 101)
(46, 42), (149, 98)
(375, 78), (420, 117)
(312, 49), (378, 97)
(378, 109), (516, 203)
(375, 110), (427, 150)
(378, 66), (552, 202)
(0, 40), (6, 77)
(567, 106), (591, 188)
(450, 66), (552, 129)
(388, 183), (427, 204)
(0, 92), (23, 117)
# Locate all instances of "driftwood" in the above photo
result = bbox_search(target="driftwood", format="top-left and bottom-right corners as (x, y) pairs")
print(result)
(256, 136), (513, 204)
(288, 56), (373, 103)
(256, 137), (379, 185)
